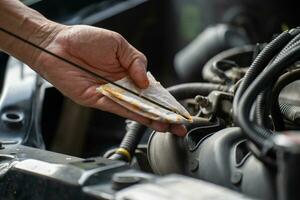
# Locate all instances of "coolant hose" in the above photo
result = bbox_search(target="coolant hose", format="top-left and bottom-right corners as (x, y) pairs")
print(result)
(254, 44), (300, 131)
(248, 29), (300, 128)
(274, 33), (300, 62)
(167, 83), (229, 99)
(233, 31), (294, 123)
(202, 45), (254, 84)
(174, 24), (249, 82)
(255, 89), (273, 126)
(238, 45), (300, 150)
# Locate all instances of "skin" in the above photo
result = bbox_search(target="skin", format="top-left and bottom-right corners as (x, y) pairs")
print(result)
(0, 0), (187, 136)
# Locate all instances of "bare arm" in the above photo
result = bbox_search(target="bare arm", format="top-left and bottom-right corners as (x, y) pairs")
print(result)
(0, 0), (63, 67)
(0, 0), (187, 136)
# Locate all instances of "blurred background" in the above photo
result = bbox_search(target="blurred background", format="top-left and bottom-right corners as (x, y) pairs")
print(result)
(0, 0), (299, 158)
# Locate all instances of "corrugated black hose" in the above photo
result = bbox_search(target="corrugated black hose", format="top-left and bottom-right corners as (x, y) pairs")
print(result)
(279, 103), (300, 125)
(233, 31), (295, 125)
(109, 120), (147, 162)
(238, 45), (300, 154)
(271, 68), (300, 130)
(274, 33), (300, 62)
(255, 89), (273, 127)
(255, 44), (300, 131)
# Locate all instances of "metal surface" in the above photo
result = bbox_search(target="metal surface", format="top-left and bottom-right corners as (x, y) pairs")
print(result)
(0, 143), (127, 200)
(116, 175), (255, 200)
(274, 133), (300, 200)
(0, 57), (44, 148)
(148, 127), (276, 199)
(0, 143), (256, 200)
(1, 1), (300, 199)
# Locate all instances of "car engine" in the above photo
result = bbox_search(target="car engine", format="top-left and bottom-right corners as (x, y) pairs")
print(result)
(1, 0), (300, 200)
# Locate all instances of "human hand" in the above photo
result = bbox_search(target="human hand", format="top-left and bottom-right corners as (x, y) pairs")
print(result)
(32, 25), (187, 136)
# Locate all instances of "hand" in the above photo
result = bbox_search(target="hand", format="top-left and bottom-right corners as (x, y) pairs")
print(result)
(33, 25), (187, 136)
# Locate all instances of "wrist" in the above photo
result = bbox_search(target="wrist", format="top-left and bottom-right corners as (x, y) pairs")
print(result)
(27, 19), (66, 48)
(0, 0), (66, 66)
(28, 20), (67, 63)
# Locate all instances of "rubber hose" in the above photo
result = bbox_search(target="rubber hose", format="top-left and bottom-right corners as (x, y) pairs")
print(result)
(233, 31), (294, 123)
(211, 60), (237, 84)
(256, 88), (274, 128)
(271, 68), (300, 130)
(250, 101), (257, 122)
(167, 83), (229, 99)
(174, 24), (249, 82)
(274, 33), (300, 61)
(120, 120), (147, 157)
(260, 41), (300, 130)
(256, 90), (270, 126)
(274, 39), (300, 63)
(254, 48), (300, 128)
(202, 45), (254, 84)
(238, 45), (300, 150)
(279, 103), (300, 124)
(109, 120), (147, 162)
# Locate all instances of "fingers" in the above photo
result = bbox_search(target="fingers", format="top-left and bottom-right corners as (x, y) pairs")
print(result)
(149, 121), (187, 136)
(95, 96), (187, 136)
(96, 96), (150, 124)
(128, 58), (149, 89)
(169, 124), (187, 137)
(116, 34), (149, 89)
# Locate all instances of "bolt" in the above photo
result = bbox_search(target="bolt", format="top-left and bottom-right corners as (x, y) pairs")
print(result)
(195, 95), (210, 107)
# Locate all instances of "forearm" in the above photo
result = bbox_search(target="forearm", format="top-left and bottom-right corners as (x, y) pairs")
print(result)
(0, 0), (62, 67)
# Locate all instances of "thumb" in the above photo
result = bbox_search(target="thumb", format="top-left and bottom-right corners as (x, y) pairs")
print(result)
(116, 35), (149, 89)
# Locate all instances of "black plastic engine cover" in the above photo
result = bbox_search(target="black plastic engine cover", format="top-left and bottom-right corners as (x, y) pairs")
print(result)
(186, 127), (276, 200)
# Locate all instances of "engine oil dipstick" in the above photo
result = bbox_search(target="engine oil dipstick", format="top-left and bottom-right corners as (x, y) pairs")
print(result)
(0, 27), (189, 119)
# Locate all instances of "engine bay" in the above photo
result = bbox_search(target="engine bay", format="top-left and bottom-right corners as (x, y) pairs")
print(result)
(1, 0), (300, 199)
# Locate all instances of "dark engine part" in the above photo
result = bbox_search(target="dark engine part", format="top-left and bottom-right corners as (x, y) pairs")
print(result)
(2, 1), (300, 199)
(202, 45), (254, 84)
(273, 133), (300, 200)
(108, 82), (229, 163)
(148, 127), (276, 200)
(108, 120), (147, 162)
(147, 28), (300, 200)
(0, 143), (255, 200)
(174, 24), (250, 82)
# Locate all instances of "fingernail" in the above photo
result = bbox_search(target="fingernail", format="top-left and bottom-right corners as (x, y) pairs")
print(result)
(137, 58), (147, 67)
(137, 59), (149, 89)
